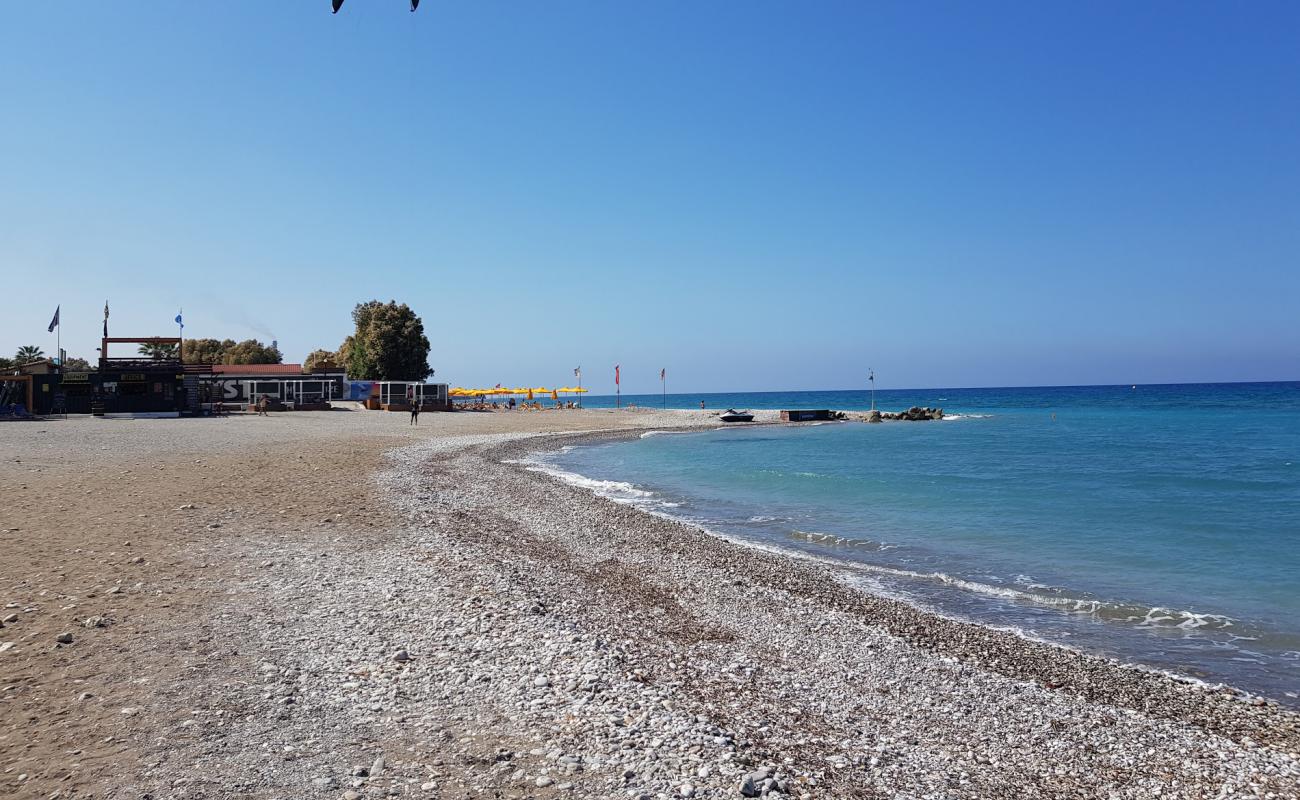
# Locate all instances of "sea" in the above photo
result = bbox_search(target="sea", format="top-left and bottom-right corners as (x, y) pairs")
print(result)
(532, 383), (1300, 701)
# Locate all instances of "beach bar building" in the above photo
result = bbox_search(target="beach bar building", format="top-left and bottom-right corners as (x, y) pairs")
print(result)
(201, 364), (346, 411)
(82, 337), (188, 417)
(369, 381), (450, 411)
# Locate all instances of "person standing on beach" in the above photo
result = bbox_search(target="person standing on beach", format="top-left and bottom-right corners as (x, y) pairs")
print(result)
(410, 400), (420, 426)
(700, 400), (705, 410)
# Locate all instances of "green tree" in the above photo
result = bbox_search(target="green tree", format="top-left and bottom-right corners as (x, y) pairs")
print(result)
(62, 356), (92, 371)
(341, 300), (431, 380)
(222, 339), (282, 365)
(303, 349), (338, 373)
(138, 343), (179, 360)
(182, 338), (237, 365)
(0, 356), (15, 372)
(15, 345), (44, 364)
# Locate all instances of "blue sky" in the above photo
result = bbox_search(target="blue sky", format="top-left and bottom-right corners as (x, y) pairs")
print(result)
(2, 2), (1296, 393)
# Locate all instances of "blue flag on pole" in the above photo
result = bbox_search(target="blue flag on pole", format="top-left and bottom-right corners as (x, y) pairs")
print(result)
(175, 312), (183, 328)
(47, 306), (60, 332)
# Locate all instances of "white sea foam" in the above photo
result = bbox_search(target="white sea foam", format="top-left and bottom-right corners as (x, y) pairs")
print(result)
(640, 429), (697, 439)
(520, 458), (650, 500)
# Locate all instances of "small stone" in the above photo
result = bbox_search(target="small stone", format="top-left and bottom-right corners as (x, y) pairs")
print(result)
(535, 775), (554, 788)
(342, 792), (362, 800)
(369, 755), (385, 777)
(83, 616), (106, 629)
(129, 556), (145, 565)
(55, 632), (74, 645)
(420, 782), (437, 791)
(533, 675), (550, 687)
(121, 707), (140, 716)
(1, 613), (15, 624)
(312, 777), (335, 789)
(349, 766), (369, 777)
(679, 785), (696, 798)
(108, 586), (122, 595)
(393, 649), (411, 663)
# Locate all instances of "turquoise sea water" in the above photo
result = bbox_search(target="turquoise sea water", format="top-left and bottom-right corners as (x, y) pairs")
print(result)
(538, 383), (1300, 701)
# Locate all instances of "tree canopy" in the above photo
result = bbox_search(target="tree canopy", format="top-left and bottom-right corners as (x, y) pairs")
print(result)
(303, 349), (339, 373)
(181, 338), (283, 365)
(138, 342), (179, 360)
(340, 300), (431, 381)
(15, 345), (44, 364)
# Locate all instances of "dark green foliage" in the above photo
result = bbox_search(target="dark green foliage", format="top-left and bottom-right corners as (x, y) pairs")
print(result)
(340, 300), (431, 381)
(15, 345), (44, 364)
(303, 349), (338, 373)
(180, 338), (282, 365)
(138, 343), (179, 360)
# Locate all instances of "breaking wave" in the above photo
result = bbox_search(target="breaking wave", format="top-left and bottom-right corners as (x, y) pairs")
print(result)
(835, 560), (1237, 631)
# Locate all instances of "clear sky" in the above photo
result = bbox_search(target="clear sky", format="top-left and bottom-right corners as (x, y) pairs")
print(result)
(2, 2), (1297, 393)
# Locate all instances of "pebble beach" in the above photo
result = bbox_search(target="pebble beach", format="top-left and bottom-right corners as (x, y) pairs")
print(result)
(2, 408), (1298, 799)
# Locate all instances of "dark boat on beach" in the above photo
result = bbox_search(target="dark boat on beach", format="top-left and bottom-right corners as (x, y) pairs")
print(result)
(719, 409), (754, 422)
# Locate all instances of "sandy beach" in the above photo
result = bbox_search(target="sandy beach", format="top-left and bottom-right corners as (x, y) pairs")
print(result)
(2, 409), (1298, 800)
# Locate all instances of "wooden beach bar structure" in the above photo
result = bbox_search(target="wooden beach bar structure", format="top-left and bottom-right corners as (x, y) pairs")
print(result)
(82, 336), (188, 417)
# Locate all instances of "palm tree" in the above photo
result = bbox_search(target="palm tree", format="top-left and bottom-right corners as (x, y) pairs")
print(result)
(138, 343), (178, 360)
(14, 345), (44, 364)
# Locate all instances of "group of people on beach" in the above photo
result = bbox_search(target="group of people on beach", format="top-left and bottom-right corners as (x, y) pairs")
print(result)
(452, 399), (579, 412)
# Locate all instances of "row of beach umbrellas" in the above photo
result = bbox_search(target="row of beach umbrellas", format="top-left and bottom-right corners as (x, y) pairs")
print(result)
(449, 386), (589, 399)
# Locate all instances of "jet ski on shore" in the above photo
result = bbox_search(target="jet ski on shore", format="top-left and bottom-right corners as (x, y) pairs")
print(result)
(719, 409), (754, 422)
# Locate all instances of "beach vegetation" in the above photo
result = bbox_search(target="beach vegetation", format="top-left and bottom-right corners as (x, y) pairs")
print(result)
(339, 300), (431, 381)
(62, 356), (92, 371)
(138, 343), (179, 360)
(223, 339), (283, 365)
(181, 338), (283, 365)
(15, 345), (44, 364)
(303, 348), (339, 372)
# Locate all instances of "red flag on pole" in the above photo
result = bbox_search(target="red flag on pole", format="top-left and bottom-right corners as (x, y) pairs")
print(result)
(615, 365), (620, 385)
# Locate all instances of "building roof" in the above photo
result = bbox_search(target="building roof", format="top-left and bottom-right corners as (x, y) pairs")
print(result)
(210, 363), (305, 376)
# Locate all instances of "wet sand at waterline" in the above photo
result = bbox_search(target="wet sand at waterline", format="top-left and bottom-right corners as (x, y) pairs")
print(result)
(1, 408), (1296, 799)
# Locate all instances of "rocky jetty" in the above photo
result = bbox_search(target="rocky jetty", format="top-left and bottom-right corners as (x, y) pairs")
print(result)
(879, 406), (944, 421)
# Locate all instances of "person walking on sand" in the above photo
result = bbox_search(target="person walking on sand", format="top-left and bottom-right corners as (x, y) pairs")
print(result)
(410, 399), (420, 426)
